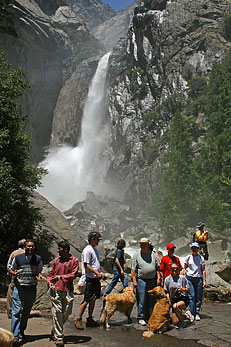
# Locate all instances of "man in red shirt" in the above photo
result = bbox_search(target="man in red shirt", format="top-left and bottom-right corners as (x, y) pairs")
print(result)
(47, 241), (79, 347)
(160, 243), (182, 282)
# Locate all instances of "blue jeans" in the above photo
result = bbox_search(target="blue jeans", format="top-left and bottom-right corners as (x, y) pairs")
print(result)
(186, 276), (203, 316)
(137, 278), (157, 322)
(11, 285), (37, 339)
(103, 267), (128, 297)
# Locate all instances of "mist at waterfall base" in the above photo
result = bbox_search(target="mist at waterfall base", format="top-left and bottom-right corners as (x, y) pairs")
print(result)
(37, 53), (116, 212)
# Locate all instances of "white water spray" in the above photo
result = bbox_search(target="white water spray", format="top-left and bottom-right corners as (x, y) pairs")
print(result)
(37, 53), (112, 211)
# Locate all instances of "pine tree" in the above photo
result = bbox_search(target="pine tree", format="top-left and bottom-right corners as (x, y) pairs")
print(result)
(0, 52), (44, 260)
(151, 111), (200, 234)
(195, 52), (231, 231)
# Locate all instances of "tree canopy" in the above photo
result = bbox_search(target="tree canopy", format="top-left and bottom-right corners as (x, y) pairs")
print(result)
(0, 51), (44, 261)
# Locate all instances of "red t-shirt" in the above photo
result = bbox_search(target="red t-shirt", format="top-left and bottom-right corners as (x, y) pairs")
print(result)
(160, 255), (182, 278)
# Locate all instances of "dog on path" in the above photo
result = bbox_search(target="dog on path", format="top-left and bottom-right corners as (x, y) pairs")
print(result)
(100, 286), (135, 329)
(143, 286), (171, 338)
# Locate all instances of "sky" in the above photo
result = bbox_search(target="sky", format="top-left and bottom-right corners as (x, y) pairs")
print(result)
(102, 0), (135, 11)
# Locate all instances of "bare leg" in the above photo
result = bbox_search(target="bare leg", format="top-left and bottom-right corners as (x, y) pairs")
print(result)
(172, 302), (185, 325)
(88, 300), (96, 318)
(77, 301), (88, 319)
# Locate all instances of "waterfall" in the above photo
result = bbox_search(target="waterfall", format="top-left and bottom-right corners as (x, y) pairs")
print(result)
(37, 52), (112, 211)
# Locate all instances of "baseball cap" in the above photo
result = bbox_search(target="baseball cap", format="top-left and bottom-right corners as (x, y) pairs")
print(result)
(191, 242), (199, 248)
(166, 243), (176, 250)
(196, 222), (205, 228)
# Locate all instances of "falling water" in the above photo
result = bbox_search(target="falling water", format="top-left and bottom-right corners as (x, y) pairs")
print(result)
(37, 52), (112, 211)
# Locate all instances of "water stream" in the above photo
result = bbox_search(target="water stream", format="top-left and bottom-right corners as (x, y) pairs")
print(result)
(37, 53), (112, 211)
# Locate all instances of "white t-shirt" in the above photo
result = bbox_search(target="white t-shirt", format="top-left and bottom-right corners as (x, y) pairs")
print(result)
(164, 275), (190, 300)
(184, 254), (205, 278)
(82, 245), (100, 278)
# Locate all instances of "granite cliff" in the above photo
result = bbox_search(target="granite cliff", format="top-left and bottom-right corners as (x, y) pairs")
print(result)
(0, 0), (103, 162)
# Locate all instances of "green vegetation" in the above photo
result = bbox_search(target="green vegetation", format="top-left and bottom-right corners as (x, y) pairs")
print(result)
(0, 0), (17, 36)
(147, 51), (231, 234)
(0, 52), (45, 260)
(222, 13), (231, 41)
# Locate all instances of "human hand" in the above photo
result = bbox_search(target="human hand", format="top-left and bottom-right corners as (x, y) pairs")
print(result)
(50, 276), (60, 283)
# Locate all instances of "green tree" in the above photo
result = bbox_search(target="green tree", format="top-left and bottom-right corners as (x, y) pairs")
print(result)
(150, 111), (200, 234)
(0, 0), (17, 36)
(195, 52), (231, 231)
(0, 51), (44, 260)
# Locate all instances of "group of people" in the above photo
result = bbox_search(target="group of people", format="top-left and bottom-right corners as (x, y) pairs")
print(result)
(6, 224), (209, 346)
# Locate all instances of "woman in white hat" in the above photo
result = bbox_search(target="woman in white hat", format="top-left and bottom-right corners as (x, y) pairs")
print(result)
(184, 242), (207, 322)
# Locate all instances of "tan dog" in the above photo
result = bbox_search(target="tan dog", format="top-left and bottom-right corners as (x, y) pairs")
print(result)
(0, 327), (14, 347)
(143, 286), (171, 338)
(100, 286), (135, 329)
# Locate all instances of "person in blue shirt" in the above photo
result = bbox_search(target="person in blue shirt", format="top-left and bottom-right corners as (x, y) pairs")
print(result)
(103, 239), (128, 297)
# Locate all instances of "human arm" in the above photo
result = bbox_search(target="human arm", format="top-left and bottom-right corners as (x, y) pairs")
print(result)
(131, 269), (137, 288)
(84, 262), (104, 279)
(157, 269), (163, 286)
(115, 257), (124, 274)
(9, 258), (21, 276)
(202, 264), (206, 287)
(7, 255), (13, 273)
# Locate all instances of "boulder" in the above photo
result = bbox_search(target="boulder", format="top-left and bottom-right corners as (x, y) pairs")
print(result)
(32, 191), (85, 264)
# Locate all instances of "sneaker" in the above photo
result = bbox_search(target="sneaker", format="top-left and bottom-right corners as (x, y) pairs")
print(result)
(195, 314), (200, 321)
(138, 319), (146, 326)
(55, 340), (64, 347)
(75, 318), (84, 330)
(86, 317), (100, 327)
(185, 310), (194, 323)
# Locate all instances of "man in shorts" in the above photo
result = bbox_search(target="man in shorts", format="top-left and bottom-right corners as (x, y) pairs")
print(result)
(75, 232), (104, 330)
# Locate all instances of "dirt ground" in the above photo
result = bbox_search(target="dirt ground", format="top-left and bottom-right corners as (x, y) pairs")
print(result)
(0, 296), (231, 347)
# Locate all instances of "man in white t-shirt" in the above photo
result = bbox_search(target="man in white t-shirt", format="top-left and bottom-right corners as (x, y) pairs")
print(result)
(184, 242), (206, 322)
(75, 232), (104, 330)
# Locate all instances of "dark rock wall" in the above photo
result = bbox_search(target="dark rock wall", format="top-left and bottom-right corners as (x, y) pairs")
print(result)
(0, 0), (97, 163)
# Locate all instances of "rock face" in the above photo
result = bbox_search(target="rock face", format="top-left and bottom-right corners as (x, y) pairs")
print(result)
(32, 191), (85, 263)
(50, 56), (100, 146)
(104, 0), (231, 209)
(66, 0), (116, 30)
(92, 1), (139, 51)
(0, 0), (101, 163)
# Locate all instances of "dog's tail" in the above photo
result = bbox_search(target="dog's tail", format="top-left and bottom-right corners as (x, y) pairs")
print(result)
(100, 298), (107, 323)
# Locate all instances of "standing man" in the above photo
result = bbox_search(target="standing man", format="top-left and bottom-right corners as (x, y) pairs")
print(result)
(6, 239), (26, 319)
(75, 232), (104, 330)
(160, 243), (183, 282)
(47, 240), (79, 347)
(131, 238), (161, 326)
(10, 240), (43, 345)
(195, 222), (209, 260)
